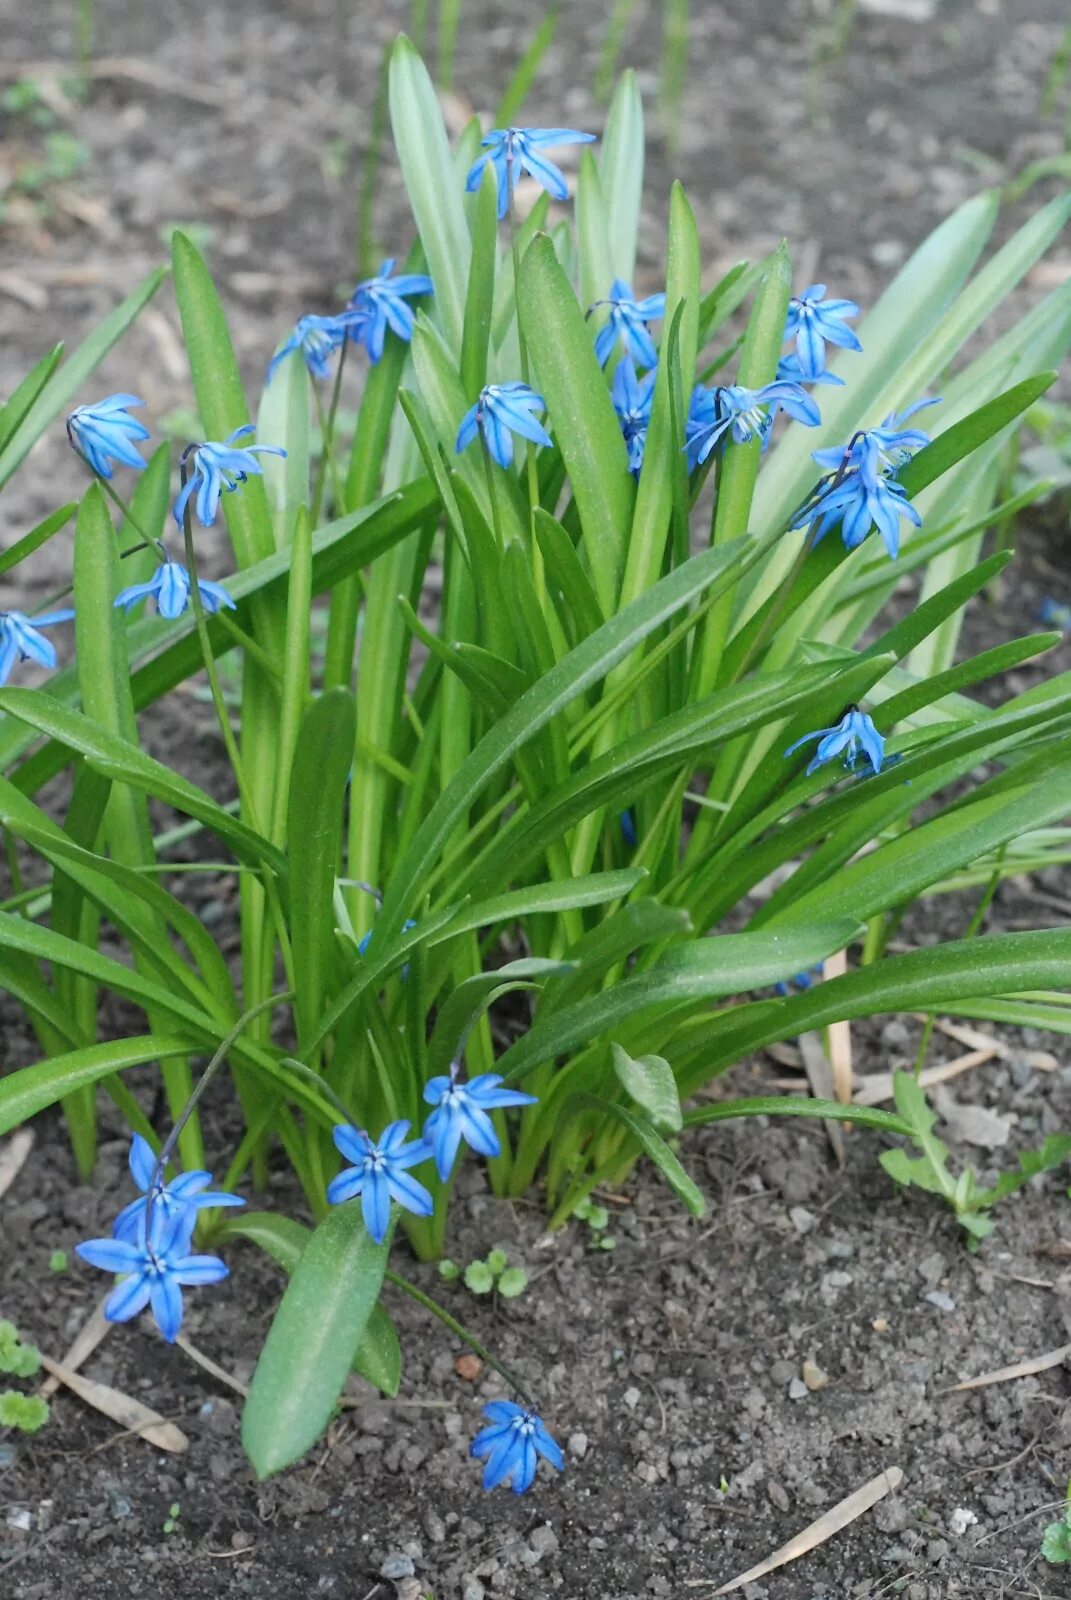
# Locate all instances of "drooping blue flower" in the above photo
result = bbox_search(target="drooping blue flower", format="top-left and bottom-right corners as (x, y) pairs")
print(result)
(774, 964), (823, 997)
(75, 1207), (228, 1343)
(356, 917), (418, 958)
(66, 394), (150, 479)
(111, 1134), (244, 1245)
(784, 707), (885, 777)
(775, 352), (844, 388)
(611, 356), (656, 476)
(589, 278), (666, 368)
(1039, 597), (1071, 630)
(422, 1073), (537, 1181)
(114, 560), (236, 620)
(791, 465), (921, 561)
(471, 1401), (565, 1495)
(173, 427), (286, 528)
(456, 382), (552, 470)
(465, 127), (596, 219)
(267, 313), (363, 384)
(326, 1121), (434, 1244)
(686, 381), (820, 468)
(0, 609), (75, 687)
(783, 284), (862, 380)
(811, 398), (938, 481)
(348, 258), (434, 363)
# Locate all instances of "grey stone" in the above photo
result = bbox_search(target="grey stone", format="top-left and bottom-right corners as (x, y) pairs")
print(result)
(461, 1579), (485, 1600)
(422, 1509), (446, 1544)
(788, 1377), (809, 1400)
(924, 1290), (956, 1313)
(529, 1523), (559, 1555)
(567, 1432), (589, 1459)
(379, 1552), (416, 1580)
(769, 1359), (795, 1386)
(788, 1206), (816, 1234)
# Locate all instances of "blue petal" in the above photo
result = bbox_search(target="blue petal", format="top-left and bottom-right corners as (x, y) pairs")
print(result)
(103, 1273), (152, 1324)
(362, 1170), (392, 1243)
(76, 1236), (144, 1273)
(150, 1275), (184, 1342)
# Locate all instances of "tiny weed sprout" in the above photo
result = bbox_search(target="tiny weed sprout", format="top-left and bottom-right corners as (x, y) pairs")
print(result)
(0, 1320), (48, 1434)
(1, 31), (1071, 1505)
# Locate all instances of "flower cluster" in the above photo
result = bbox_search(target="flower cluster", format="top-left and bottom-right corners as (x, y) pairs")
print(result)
(75, 1134), (242, 1343)
(465, 126), (595, 218)
(268, 259), (433, 382)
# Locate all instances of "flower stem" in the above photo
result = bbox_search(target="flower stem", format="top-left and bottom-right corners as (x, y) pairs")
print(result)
(311, 340), (349, 525)
(385, 1267), (538, 1407)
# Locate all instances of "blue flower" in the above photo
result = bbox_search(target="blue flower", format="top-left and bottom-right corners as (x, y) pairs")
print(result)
(465, 127), (596, 219)
(66, 394), (150, 479)
(111, 1134), (244, 1245)
(783, 284), (862, 380)
(471, 1401), (565, 1495)
(620, 808), (637, 848)
(348, 258), (434, 363)
(173, 427), (286, 528)
(686, 381), (820, 468)
(791, 465), (921, 560)
(326, 1120), (434, 1244)
(611, 357), (656, 476)
(812, 398), (938, 481)
(784, 707), (885, 777)
(589, 278), (666, 368)
(114, 560), (236, 620)
(267, 313), (362, 384)
(422, 1073), (537, 1180)
(775, 352), (844, 388)
(456, 383), (552, 470)
(1040, 598), (1071, 630)
(774, 964), (823, 997)
(356, 917), (417, 958)
(0, 609), (75, 686)
(75, 1207), (228, 1343)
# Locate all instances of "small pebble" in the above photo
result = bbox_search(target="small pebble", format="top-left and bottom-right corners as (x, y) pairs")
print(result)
(822, 1270), (853, 1291)
(788, 1377), (808, 1401)
(623, 1386), (641, 1409)
(924, 1290), (956, 1313)
(423, 1510), (446, 1544)
(769, 1359), (795, 1386)
(379, 1553), (416, 1580)
(568, 1432), (589, 1460)
(529, 1524), (559, 1555)
(802, 1359), (829, 1392)
(0, 1444), (16, 1468)
(788, 1206), (816, 1234)
(461, 1578), (485, 1600)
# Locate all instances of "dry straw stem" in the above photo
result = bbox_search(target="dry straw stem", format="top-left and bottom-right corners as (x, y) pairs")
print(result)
(689, 1466), (904, 1594)
(38, 1352), (188, 1453)
(945, 1343), (1071, 1394)
(0, 1128), (34, 1201)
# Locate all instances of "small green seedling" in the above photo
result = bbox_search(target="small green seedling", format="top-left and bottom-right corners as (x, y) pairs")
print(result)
(0, 1319), (48, 1434)
(880, 1073), (1071, 1246)
(48, 1250), (68, 1274)
(440, 1250), (528, 1299)
(1042, 1478), (1071, 1566)
(572, 1196), (616, 1251)
(163, 1502), (181, 1535)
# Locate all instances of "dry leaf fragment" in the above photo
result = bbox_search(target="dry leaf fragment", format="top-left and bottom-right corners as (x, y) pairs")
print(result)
(0, 1129), (34, 1200)
(690, 1465), (904, 1593)
(947, 1343), (1071, 1394)
(38, 1353), (188, 1453)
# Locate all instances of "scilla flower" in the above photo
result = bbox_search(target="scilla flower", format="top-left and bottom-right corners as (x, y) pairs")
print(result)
(326, 1121), (434, 1245)
(173, 427), (286, 528)
(791, 463), (920, 561)
(111, 1134), (244, 1244)
(0, 609), (75, 687)
(348, 258), (434, 363)
(589, 278), (666, 368)
(114, 560), (235, 619)
(784, 706), (885, 777)
(812, 398), (938, 481)
(686, 381), (820, 468)
(465, 127), (595, 219)
(75, 1207), (228, 1344)
(422, 1073), (537, 1181)
(775, 352), (844, 388)
(783, 284), (862, 380)
(66, 394), (150, 478)
(456, 383), (552, 470)
(266, 313), (362, 383)
(611, 357), (656, 476)
(471, 1401), (565, 1495)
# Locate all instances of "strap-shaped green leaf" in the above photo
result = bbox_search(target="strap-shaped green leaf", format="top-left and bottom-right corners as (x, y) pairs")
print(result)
(0, 1035), (193, 1137)
(557, 1091), (705, 1216)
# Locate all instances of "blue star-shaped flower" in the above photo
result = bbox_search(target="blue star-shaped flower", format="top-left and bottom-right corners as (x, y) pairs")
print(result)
(0, 609), (75, 686)
(471, 1401), (565, 1494)
(686, 380), (820, 468)
(611, 356), (656, 476)
(348, 258), (434, 363)
(114, 560), (235, 620)
(75, 1207), (229, 1343)
(784, 707), (885, 777)
(110, 1134), (244, 1245)
(267, 312), (363, 384)
(783, 283), (862, 380)
(812, 397), (938, 481)
(173, 427), (286, 528)
(66, 394), (150, 478)
(326, 1121), (434, 1245)
(422, 1073), (537, 1180)
(465, 127), (595, 219)
(791, 464), (921, 561)
(589, 278), (666, 368)
(775, 352), (844, 388)
(456, 382), (552, 470)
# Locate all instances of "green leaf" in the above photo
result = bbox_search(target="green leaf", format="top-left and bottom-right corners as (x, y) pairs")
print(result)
(0, 502), (77, 581)
(389, 35), (471, 353)
(599, 70), (644, 284)
(464, 1260), (494, 1294)
(0, 1392), (49, 1433)
(518, 234), (634, 614)
(460, 162), (499, 400)
(242, 1201), (390, 1478)
(1042, 1520), (1071, 1565)
(497, 1267), (528, 1299)
(897, 372), (1057, 501)
(288, 688), (356, 1048)
(683, 1096), (911, 1138)
(0, 343), (64, 452)
(0, 270), (167, 489)
(559, 1091), (706, 1216)
(352, 1304), (402, 1398)
(611, 1042), (682, 1134)
(256, 346), (311, 549)
(0, 1036), (193, 1137)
